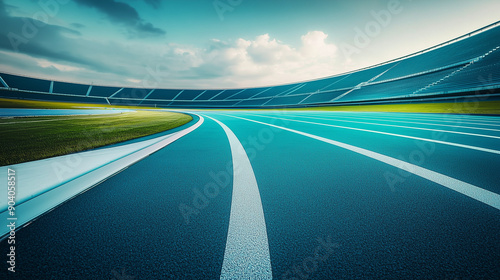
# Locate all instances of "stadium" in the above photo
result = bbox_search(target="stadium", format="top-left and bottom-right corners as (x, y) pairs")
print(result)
(1, 21), (500, 108)
(1, 0), (500, 279)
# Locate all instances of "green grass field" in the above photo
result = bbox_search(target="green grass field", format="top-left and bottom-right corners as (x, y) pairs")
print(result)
(0, 111), (192, 166)
(2, 97), (499, 114)
(0, 98), (157, 110)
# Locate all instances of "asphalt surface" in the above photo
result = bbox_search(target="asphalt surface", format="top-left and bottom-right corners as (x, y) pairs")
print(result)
(1, 111), (499, 279)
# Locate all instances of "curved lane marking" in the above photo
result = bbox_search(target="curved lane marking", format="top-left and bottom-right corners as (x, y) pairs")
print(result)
(224, 114), (500, 211)
(203, 115), (273, 280)
(275, 114), (500, 140)
(290, 112), (500, 133)
(0, 116), (204, 239)
(245, 114), (500, 155)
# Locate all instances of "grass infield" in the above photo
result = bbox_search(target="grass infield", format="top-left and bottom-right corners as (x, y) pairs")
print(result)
(0, 98), (157, 110)
(0, 110), (192, 166)
(2, 97), (499, 114)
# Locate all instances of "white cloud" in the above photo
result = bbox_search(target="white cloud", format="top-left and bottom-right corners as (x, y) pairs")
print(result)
(4, 30), (343, 89)
(301, 31), (338, 59)
(126, 78), (142, 84)
(36, 59), (84, 72)
(161, 31), (341, 88)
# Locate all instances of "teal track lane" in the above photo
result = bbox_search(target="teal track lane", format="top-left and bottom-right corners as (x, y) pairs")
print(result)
(1, 117), (234, 279)
(1, 111), (499, 279)
(212, 111), (500, 279)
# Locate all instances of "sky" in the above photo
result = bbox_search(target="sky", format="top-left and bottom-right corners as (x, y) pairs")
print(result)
(0, 0), (499, 89)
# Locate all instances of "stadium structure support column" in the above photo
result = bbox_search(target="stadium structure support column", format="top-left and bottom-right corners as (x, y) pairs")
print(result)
(86, 85), (93, 96)
(0, 75), (9, 88)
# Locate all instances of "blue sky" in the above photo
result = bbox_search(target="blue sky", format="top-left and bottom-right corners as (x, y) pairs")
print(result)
(0, 0), (499, 89)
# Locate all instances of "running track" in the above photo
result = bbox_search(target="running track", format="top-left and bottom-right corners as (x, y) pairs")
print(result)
(2, 110), (500, 279)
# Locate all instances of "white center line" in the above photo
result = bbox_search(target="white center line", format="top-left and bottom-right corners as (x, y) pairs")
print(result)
(223, 114), (500, 211)
(204, 115), (273, 280)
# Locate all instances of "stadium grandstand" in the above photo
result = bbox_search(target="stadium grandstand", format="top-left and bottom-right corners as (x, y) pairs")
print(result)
(1, 21), (499, 108)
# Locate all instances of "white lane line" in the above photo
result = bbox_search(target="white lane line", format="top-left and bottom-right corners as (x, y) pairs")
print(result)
(301, 111), (500, 125)
(280, 114), (500, 140)
(0, 116), (204, 238)
(303, 112), (500, 128)
(244, 114), (500, 155)
(224, 114), (500, 211)
(292, 113), (500, 133)
(204, 115), (273, 280)
(369, 114), (500, 125)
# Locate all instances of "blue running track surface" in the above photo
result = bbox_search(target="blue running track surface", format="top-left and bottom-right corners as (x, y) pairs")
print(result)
(1, 111), (499, 279)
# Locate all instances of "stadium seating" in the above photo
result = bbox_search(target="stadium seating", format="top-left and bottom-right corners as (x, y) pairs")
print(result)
(337, 66), (463, 102)
(88, 86), (122, 97)
(1, 23), (499, 108)
(418, 46), (500, 95)
(110, 87), (152, 99)
(227, 87), (269, 100)
(192, 90), (226, 100)
(300, 89), (349, 105)
(233, 98), (270, 107)
(209, 89), (246, 100)
(375, 25), (500, 82)
(1, 73), (51, 92)
(0, 89), (108, 104)
(147, 89), (183, 100)
(253, 83), (304, 99)
(53, 81), (90, 96)
(320, 62), (397, 92)
(294, 75), (349, 95)
(264, 94), (312, 106)
(175, 90), (205, 101)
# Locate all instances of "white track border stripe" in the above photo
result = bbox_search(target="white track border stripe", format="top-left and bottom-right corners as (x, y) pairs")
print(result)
(224, 114), (500, 211)
(204, 115), (273, 280)
(246, 114), (500, 155)
(0, 115), (204, 239)
(291, 113), (500, 133)
(285, 114), (500, 140)
(306, 112), (500, 127)
(367, 114), (500, 126)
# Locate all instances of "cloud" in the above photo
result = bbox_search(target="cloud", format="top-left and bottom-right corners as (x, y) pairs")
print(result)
(244, 34), (299, 64)
(74, 0), (165, 37)
(0, 50), (142, 87)
(169, 31), (340, 88)
(0, 16), (83, 63)
(144, 0), (162, 9)
(71, 23), (85, 29)
(0, 4), (128, 76)
(0, 0), (341, 90)
(69, 31), (340, 89)
(301, 31), (338, 59)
